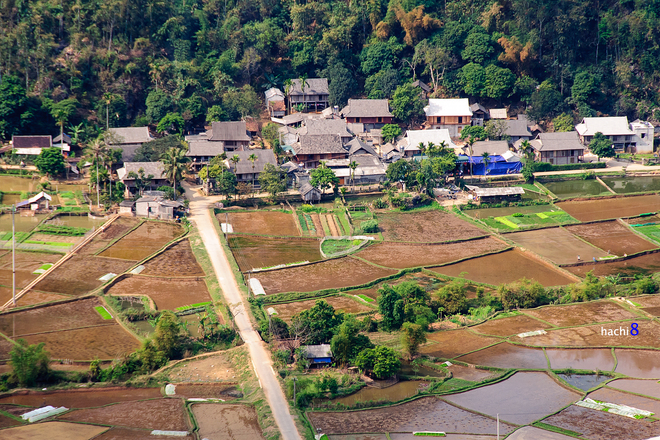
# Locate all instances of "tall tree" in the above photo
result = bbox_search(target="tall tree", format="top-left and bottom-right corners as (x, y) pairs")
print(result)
(589, 132), (615, 162)
(310, 162), (338, 194)
(88, 140), (108, 207)
(160, 146), (190, 194)
(248, 153), (258, 197)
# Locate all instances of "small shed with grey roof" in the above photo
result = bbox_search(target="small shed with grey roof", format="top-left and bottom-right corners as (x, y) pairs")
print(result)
(299, 182), (322, 203)
(117, 161), (168, 196)
(347, 138), (378, 156)
(467, 186), (525, 203)
(135, 195), (183, 220)
(303, 344), (333, 365)
(107, 127), (153, 161)
(532, 132), (585, 165)
(207, 121), (251, 151)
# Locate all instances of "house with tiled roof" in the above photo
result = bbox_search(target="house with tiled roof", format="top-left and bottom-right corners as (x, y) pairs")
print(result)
(206, 121), (251, 152)
(288, 78), (329, 112)
(575, 116), (653, 153)
(340, 99), (393, 130)
(292, 135), (349, 169)
(117, 161), (168, 196)
(107, 127), (153, 162)
(526, 132), (585, 165)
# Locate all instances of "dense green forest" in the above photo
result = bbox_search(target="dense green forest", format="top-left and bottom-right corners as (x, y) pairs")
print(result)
(1, 0), (660, 142)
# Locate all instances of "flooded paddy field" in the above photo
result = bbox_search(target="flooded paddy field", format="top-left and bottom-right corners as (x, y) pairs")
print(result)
(541, 404), (660, 440)
(192, 403), (266, 440)
(0, 297), (109, 336)
(557, 373), (610, 391)
(430, 249), (577, 287)
(59, 398), (190, 431)
(225, 210), (299, 236)
(541, 179), (611, 199)
(565, 251), (660, 277)
(601, 175), (660, 194)
(307, 396), (516, 436)
(505, 426), (577, 440)
(45, 214), (107, 230)
(271, 296), (373, 322)
(99, 221), (183, 261)
(505, 227), (608, 264)
(0, 387), (162, 407)
(356, 238), (508, 269)
(607, 378), (660, 399)
(255, 257), (397, 294)
(377, 210), (486, 242)
(107, 276), (212, 310)
(140, 240), (204, 276)
(523, 300), (638, 327)
(7, 324), (140, 360)
(77, 217), (141, 255)
(228, 235), (322, 272)
(420, 329), (499, 359)
(588, 387), (660, 414)
(471, 314), (552, 337)
(456, 343), (549, 369)
(33, 255), (135, 295)
(556, 194), (660, 222)
(614, 349), (660, 378)
(444, 372), (579, 425)
(565, 220), (657, 255)
(323, 381), (427, 407)
(0, 213), (47, 232)
(0, 175), (39, 192)
(517, 321), (660, 348)
(546, 348), (615, 371)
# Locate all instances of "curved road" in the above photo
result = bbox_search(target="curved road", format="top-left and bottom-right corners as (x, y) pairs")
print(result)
(185, 185), (302, 440)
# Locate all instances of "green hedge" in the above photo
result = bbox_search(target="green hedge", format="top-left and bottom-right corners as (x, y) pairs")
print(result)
(534, 162), (607, 172)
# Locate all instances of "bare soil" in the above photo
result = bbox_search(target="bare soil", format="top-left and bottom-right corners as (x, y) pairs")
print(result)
(565, 220), (657, 256)
(430, 249), (577, 287)
(142, 240), (204, 276)
(59, 398), (190, 431)
(272, 296), (373, 322)
(633, 295), (660, 308)
(0, 251), (62, 270)
(0, 269), (37, 289)
(99, 221), (183, 261)
(419, 330), (499, 359)
(556, 194), (660, 222)
(8, 324), (140, 361)
(93, 427), (194, 440)
(516, 321), (660, 348)
(107, 275), (212, 310)
(546, 348), (616, 371)
(0, 413), (21, 428)
(471, 314), (553, 337)
(456, 342), (549, 369)
(165, 351), (237, 383)
(192, 403), (266, 439)
(0, 421), (109, 440)
(446, 364), (497, 382)
(565, 252), (660, 277)
(377, 210), (486, 243)
(78, 217), (141, 255)
(506, 227), (608, 265)
(229, 235), (322, 271)
(444, 372), (580, 425)
(523, 300), (639, 327)
(614, 349), (660, 378)
(33, 255), (135, 295)
(0, 338), (17, 360)
(0, 297), (108, 336)
(356, 238), (508, 269)
(29, 233), (81, 244)
(310, 213), (325, 237)
(542, 404), (660, 440)
(172, 383), (239, 399)
(307, 396), (516, 435)
(14, 291), (71, 308)
(255, 257), (397, 294)
(225, 211), (299, 236)
(0, 387), (163, 408)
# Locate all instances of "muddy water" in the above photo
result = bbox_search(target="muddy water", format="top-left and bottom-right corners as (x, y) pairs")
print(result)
(456, 343), (548, 369)
(400, 361), (447, 378)
(607, 378), (660, 399)
(546, 348), (615, 371)
(542, 179), (610, 199)
(0, 213), (47, 232)
(557, 373), (610, 391)
(0, 194), (21, 205)
(0, 176), (38, 192)
(444, 372), (580, 425)
(601, 176), (660, 194)
(46, 214), (107, 229)
(324, 381), (427, 407)
(0, 387), (162, 408)
(132, 320), (156, 336)
(614, 349), (660, 378)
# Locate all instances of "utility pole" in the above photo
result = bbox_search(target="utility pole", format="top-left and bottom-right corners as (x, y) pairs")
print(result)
(12, 204), (16, 306)
(496, 413), (499, 440)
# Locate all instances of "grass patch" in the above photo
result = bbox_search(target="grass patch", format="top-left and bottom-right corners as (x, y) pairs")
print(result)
(433, 378), (475, 393)
(334, 209), (352, 235)
(487, 211), (578, 231)
(321, 238), (362, 255)
(495, 216), (519, 228)
(413, 433), (446, 437)
(355, 294), (374, 303)
(175, 301), (212, 311)
(532, 422), (583, 438)
(94, 305), (113, 320)
(632, 224), (660, 243)
(24, 240), (72, 247)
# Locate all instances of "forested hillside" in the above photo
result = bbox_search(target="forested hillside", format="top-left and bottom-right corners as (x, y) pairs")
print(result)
(2, 0), (660, 142)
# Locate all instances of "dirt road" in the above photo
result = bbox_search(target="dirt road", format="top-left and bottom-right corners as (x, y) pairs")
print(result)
(184, 184), (302, 440)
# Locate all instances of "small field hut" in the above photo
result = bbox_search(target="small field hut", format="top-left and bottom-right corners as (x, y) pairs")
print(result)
(299, 183), (322, 203)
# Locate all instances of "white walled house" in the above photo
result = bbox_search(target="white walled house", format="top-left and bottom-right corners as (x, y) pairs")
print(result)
(423, 99), (472, 137)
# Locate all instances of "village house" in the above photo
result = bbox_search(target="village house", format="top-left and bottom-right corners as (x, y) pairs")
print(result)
(465, 140), (511, 157)
(288, 78), (329, 113)
(10, 135), (55, 156)
(340, 99), (393, 130)
(206, 121), (251, 152)
(526, 132), (585, 165)
(15, 192), (52, 212)
(297, 118), (353, 144)
(503, 118), (533, 143)
(265, 87), (286, 117)
(185, 140), (226, 172)
(489, 108), (508, 119)
(303, 344), (333, 366)
(399, 129), (457, 158)
(117, 161), (168, 197)
(292, 135), (349, 169)
(470, 103), (489, 126)
(228, 149), (278, 186)
(135, 194), (183, 220)
(575, 116), (653, 154)
(423, 98), (472, 136)
(107, 127), (153, 162)
(299, 182), (322, 203)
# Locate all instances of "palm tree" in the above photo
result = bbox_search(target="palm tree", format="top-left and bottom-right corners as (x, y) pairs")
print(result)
(466, 136), (476, 178)
(248, 153), (258, 197)
(519, 139), (535, 163)
(88, 139), (107, 208)
(481, 152), (490, 175)
(230, 154), (240, 173)
(102, 92), (116, 131)
(283, 78), (293, 114)
(49, 98), (78, 152)
(298, 74), (309, 112)
(349, 160), (358, 191)
(104, 148), (121, 201)
(160, 147), (190, 196)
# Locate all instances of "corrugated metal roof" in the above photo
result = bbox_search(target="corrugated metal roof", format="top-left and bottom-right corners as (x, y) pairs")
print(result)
(424, 98), (472, 117)
(473, 187), (525, 196)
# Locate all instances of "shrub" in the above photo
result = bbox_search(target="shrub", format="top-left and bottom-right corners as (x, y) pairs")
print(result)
(360, 219), (379, 233)
(635, 277), (658, 295)
(498, 278), (546, 310)
(10, 339), (50, 387)
(511, 212), (524, 217)
(373, 198), (388, 209)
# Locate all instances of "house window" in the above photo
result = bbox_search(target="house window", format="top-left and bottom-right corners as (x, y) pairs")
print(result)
(378, 117), (383, 123)
(458, 117), (463, 123)
(549, 158), (554, 164)
(642, 133), (647, 139)
(356, 117), (361, 123)
(457, 126), (462, 133)
(570, 157), (575, 164)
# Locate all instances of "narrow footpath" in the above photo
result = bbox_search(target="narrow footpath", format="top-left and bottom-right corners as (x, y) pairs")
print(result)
(184, 184), (302, 440)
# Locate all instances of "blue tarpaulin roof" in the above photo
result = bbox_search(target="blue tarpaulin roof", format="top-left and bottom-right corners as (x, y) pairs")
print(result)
(457, 155), (522, 175)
